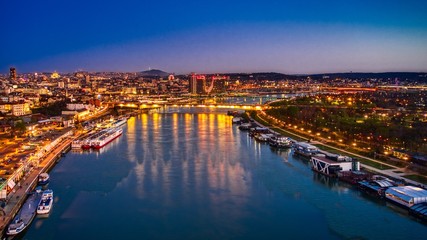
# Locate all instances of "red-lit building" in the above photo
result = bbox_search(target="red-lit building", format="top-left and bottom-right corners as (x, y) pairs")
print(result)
(189, 73), (206, 94)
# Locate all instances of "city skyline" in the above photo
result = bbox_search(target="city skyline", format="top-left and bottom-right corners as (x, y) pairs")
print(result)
(1, 0), (427, 74)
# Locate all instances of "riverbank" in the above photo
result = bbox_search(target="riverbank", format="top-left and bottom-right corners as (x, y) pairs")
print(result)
(0, 137), (73, 237)
(252, 110), (427, 189)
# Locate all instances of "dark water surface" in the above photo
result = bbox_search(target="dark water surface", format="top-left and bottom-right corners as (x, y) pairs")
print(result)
(23, 110), (426, 239)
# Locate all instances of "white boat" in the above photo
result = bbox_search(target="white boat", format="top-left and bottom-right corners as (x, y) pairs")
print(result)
(37, 189), (54, 215)
(7, 189), (42, 236)
(38, 173), (50, 186)
(92, 128), (123, 149)
(269, 136), (292, 148)
(111, 118), (128, 128)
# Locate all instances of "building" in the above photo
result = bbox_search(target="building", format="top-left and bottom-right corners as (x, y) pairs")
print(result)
(385, 186), (427, 208)
(189, 73), (206, 94)
(310, 155), (356, 176)
(11, 102), (31, 116)
(9, 67), (16, 80)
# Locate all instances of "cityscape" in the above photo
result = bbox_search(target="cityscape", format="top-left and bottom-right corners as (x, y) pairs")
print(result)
(1, 0), (427, 239)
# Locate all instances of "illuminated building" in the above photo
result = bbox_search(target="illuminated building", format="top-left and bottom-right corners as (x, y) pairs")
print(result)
(189, 73), (206, 94)
(51, 71), (60, 79)
(9, 67), (16, 80)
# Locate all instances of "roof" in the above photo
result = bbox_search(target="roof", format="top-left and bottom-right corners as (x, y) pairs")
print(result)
(410, 203), (427, 216)
(386, 186), (427, 201)
(311, 155), (351, 164)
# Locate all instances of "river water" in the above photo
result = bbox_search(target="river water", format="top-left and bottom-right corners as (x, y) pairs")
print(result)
(22, 108), (426, 239)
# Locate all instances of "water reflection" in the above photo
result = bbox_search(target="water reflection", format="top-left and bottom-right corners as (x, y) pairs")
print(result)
(23, 110), (427, 240)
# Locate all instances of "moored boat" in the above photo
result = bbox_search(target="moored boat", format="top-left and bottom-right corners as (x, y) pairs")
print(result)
(6, 189), (42, 236)
(37, 189), (54, 215)
(38, 173), (50, 186)
(111, 118), (128, 128)
(269, 136), (292, 148)
(91, 128), (123, 149)
(293, 142), (320, 158)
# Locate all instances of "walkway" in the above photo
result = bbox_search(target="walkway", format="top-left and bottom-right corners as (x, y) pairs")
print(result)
(254, 112), (427, 189)
(0, 138), (72, 236)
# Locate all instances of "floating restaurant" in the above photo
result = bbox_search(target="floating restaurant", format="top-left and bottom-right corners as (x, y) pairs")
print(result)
(310, 154), (359, 176)
(385, 186), (427, 208)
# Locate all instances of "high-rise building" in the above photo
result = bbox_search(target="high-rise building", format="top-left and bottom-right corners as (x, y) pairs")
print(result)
(9, 67), (16, 80)
(189, 73), (206, 94)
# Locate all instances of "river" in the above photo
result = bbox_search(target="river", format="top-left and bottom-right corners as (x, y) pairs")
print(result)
(22, 108), (426, 239)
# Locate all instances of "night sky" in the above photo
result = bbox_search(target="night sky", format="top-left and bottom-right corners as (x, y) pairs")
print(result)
(1, 0), (427, 74)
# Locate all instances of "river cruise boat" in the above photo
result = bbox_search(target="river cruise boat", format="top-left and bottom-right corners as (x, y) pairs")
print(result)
(37, 189), (54, 215)
(111, 118), (128, 128)
(91, 128), (123, 149)
(7, 189), (42, 236)
(38, 173), (50, 186)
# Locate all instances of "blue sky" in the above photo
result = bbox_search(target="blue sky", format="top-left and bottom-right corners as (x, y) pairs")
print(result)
(1, 0), (427, 74)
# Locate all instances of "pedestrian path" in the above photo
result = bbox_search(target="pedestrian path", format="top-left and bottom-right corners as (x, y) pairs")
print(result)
(0, 139), (72, 236)
(253, 112), (427, 189)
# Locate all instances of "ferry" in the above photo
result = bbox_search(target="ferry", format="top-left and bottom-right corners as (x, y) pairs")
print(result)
(6, 189), (42, 236)
(91, 128), (123, 149)
(38, 173), (50, 186)
(37, 189), (54, 215)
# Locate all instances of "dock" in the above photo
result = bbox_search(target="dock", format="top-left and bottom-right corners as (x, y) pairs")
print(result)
(0, 137), (72, 237)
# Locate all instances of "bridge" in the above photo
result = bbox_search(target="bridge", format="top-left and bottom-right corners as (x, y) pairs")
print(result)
(106, 102), (264, 110)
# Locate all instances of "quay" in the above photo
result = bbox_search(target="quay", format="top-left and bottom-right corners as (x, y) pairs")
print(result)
(0, 135), (73, 237)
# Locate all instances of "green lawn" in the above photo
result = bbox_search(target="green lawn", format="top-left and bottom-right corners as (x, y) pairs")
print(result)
(403, 175), (427, 185)
(251, 111), (399, 171)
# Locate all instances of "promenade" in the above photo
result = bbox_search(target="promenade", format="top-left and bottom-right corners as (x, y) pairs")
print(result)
(254, 111), (427, 189)
(0, 138), (72, 237)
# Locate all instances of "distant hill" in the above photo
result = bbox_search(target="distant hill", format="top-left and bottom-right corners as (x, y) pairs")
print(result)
(223, 72), (427, 82)
(140, 69), (170, 77)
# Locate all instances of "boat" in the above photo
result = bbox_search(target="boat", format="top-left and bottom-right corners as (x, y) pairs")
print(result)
(81, 129), (109, 150)
(38, 173), (50, 186)
(232, 117), (243, 124)
(293, 142), (320, 158)
(238, 122), (252, 131)
(269, 136), (292, 148)
(111, 118), (128, 128)
(6, 189), (42, 236)
(385, 186), (427, 208)
(71, 140), (83, 149)
(37, 189), (54, 215)
(254, 133), (275, 142)
(91, 128), (123, 149)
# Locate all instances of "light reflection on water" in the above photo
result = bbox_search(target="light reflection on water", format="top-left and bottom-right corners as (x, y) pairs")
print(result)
(22, 110), (427, 240)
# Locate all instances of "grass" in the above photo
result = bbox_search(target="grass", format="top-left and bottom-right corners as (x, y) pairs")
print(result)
(250, 111), (399, 170)
(403, 175), (427, 185)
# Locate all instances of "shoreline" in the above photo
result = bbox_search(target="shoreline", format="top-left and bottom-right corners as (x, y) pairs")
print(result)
(0, 137), (73, 237)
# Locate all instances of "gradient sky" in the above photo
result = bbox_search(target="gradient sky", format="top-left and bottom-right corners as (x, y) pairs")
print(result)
(1, 0), (427, 74)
